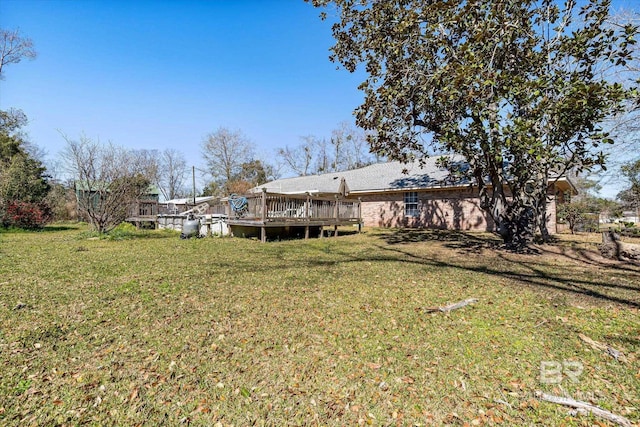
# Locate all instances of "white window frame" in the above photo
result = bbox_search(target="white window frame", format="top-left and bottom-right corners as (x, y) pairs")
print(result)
(404, 191), (419, 217)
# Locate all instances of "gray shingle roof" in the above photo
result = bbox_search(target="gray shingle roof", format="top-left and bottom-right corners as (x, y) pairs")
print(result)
(254, 155), (471, 195)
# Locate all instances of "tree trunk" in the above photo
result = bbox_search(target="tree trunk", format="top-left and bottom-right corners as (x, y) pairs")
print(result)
(599, 231), (640, 261)
(495, 204), (537, 248)
(538, 210), (551, 242)
(537, 190), (552, 243)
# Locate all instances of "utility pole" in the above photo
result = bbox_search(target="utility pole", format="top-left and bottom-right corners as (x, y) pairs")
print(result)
(192, 166), (196, 205)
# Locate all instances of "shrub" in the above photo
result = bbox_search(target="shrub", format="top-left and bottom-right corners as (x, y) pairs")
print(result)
(107, 222), (138, 240)
(1, 201), (52, 229)
(621, 226), (640, 237)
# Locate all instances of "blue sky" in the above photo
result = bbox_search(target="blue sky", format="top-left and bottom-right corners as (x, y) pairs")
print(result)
(0, 0), (364, 181)
(1, 0), (637, 197)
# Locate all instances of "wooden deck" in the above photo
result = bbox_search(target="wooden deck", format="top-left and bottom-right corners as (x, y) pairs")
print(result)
(125, 200), (159, 228)
(226, 190), (362, 242)
(123, 193), (362, 241)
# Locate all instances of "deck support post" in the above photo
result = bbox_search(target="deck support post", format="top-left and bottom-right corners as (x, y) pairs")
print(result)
(261, 188), (267, 243)
(358, 197), (362, 233)
(334, 196), (339, 238)
(305, 193), (311, 240)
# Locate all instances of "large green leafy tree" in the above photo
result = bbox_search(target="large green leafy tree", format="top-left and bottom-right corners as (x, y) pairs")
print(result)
(0, 110), (51, 228)
(0, 29), (50, 228)
(312, 0), (638, 246)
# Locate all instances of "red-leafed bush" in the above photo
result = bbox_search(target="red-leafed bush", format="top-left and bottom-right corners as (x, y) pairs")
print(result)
(1, 201), (53, 229)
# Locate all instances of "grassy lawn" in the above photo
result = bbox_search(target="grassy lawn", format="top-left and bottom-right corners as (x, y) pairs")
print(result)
(0, 224), (638, 426)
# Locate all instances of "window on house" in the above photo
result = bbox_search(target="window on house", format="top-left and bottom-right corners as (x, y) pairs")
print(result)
(404, 192), (419, 217)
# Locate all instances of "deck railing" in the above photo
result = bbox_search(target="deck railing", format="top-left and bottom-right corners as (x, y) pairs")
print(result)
(230, 192), (361, 223)
(128, 200), (159, 217)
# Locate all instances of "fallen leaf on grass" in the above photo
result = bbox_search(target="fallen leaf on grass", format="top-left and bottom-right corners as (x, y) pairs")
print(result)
(519, 399), (539, 409)
(192, 405), (210, 414)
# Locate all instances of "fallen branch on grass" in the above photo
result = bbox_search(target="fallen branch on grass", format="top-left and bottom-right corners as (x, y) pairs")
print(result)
(536, 392), (632, 427)
(423, 298), (479, 313)
(578, 333), (627, 363)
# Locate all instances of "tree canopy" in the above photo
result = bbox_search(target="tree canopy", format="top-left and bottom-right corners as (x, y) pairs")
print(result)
(159, 148), (188, 200)
(0, 110), (51, 228)
(277, 122), (380, 176)
(62, 135), (155, 233)
(201, 127), (254, 193)
(312, 0), (639, 245)
(0, 28), (51, 228)
(617, 158), (640, 215)
(0, 28), (36, 79)
(201, 127), (276, 195)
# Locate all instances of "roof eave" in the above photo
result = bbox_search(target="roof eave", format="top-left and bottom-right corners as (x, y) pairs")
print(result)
(349, 183), (473, 195)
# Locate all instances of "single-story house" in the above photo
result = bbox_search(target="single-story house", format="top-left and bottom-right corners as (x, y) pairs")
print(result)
(254, 155), (575, 233)
(75, 181), (161, 219)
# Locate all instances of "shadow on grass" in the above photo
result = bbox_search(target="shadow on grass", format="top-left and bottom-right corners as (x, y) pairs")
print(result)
(123, 226), (635, 310)
(375, 228), (504, 253)
(370, 231), (640, 309)
(0, 226), (77, 234)
(305, 229), (640, 309)
(115, 231), (179, 240)
(205, 228), (640, 310)
(42, 225), (80, 232)
(254, 227), (361, 242)
(540, 239), (640, 273)
(75, 229), (179, 241)
(605, 335), (640, 346)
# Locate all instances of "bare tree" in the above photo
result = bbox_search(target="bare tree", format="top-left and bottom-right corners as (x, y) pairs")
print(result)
(131, 149), (161, 186)
(160, 148), (187, 200)
(277, 135), (319, 176)
(331, 121), (378, 170)
(62, 134), (153, 233)
(277, 124), (380, 177)
(0, 28), (36, 79)
(201, 127), (254, 192)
